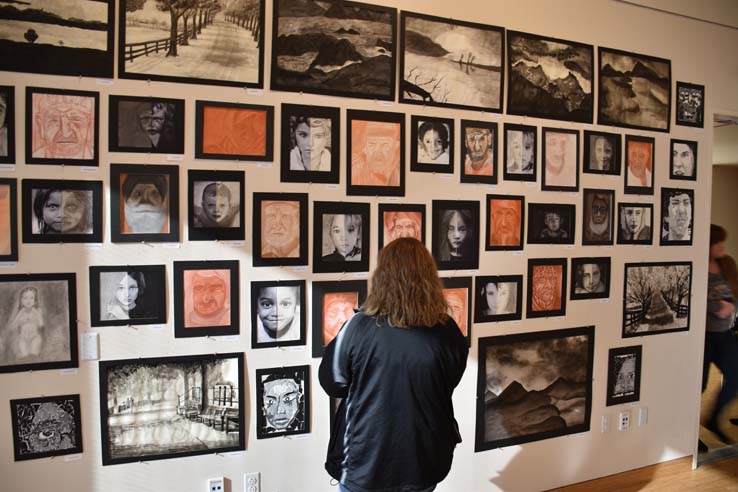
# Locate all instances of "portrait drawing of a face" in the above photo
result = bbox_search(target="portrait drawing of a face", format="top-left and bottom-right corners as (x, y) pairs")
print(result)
(256, 286), (300, 343)
(183, 269), (230, 328)
(489, 199), (521, 247)
(120, 174), (169, 234)
(261, 200), (300, 259)
(31, 93), (95, 160)
(444, 288), (468, 336)
(531, 265), (562, 312)
(351, 120), (401, 187)
(322, 292), (358, 345)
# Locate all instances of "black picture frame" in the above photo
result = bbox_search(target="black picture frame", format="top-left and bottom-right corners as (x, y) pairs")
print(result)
(173, 260), (239, 338)
(255, 365), (311, 439)
(312, 201), (371, 274)
(431, 200), (480, 271)
(25, 87), (100, 167)
(460, 120), (498, 184)
(252, 193), (308, 267)
(0, 86), (16, 164)
(582, 130), (621, 175)
(660, 187), (694, 246)
(485, 194), (524, 251)
(22, 179), (103, 244)
(194, 100), (274, 161)
(110, 163), (180, 243)
(503, 123), (537, 182)
(108, 95), (185, 154)
(88, 265), (167, 327)
(582, 188), (614, 246)
(377, 203), (426, 250)
(0, 272), (78, 374)
(311, 280), (367, 358)
(187, 169), (245, 241)
(624, 135), (655, 195)
(99, 352), (245, 465)
(542, 127), (579, 192)
(280, 103), (340, 184)
(441, 276), (472, 345)
(526, 258), (567, 318)
(475, 326), (594, 451)
(622, 261), (692, 338)
(399, 11), (504, 113)
(250, 279), (306, 349)
(474, 275), (523, 323)
(570, 257), (611, 301)
(410, 115), (455, 174)
(526, 203), (575, 245)
(616, 202), (654, 245)
(0, 178), (18, 262)
(669, 139), (698, 181)
(606, 345), (642, 406)
(10, 394), (83, 461)
(675, 81), (705, 128)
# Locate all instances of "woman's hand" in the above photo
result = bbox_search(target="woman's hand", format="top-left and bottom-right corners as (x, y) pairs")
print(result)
(716, 300), (736, 319)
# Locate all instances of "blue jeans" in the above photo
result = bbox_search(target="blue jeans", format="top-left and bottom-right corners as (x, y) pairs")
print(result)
(702, 330), (738, 427)
(339, 484), (436, 492)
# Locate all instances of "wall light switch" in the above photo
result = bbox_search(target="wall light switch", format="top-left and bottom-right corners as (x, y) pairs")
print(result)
(601, 415), (610, 433)
(81, 332), (99, 361)
(208, 477), (225, 492)
(638, 407), (648, 426)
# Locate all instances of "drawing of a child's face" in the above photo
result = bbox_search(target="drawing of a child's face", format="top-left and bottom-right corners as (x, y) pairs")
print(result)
(21, 289), (36, 308)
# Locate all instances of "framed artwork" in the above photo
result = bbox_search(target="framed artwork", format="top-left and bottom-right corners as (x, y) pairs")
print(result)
(252, 193), (308, 267)
(173, 260), (239, 338)
(280, 103), (340, 184)
(0, 178), (18, 262)
(485, 194), (524, 251)
(187, 170), (245, 241)
(660, 188), (694, 246)
(475, 326), (594, 451)
(624, 135), (655, 195)
(108, 95), (185, 154)
(22, 179), (103, 244)
(570, 257), (611, 300)
(617, 202), (653, 245)
(99, 353), (245, 465)
(583, 131), (621, 175)
(526, 258), (567, 318)
(503, 123), (537, 182)
(378, 203), (425, 250)
(474, 275), (523, 323)
(675, 82), (704, 128)
(460, 120), (497, 184)
(506, 31), (593, 123)
(399, 11), (504, 112)
(431, 200), (480, 271)
(582, 188), (614, 246)
(527, 203), (575, 245)
(0, 1), (114, 78)
(195, 101), (273, 161)
(410, 115), (454, 174)
(256, 365), (310, 439)
(312, 201), (370, 274)
(270, 0), (396, 101)
(542, 127), (579, 191)
(347, 110), (405, 197)
(10, 394), (83, 461)
(89, 265), (167, 327)
(311, 280), (367, 358)
(442, 276), (472, 343)
(0, 86), (16, 164)
(606, 346), (642, 406)
(250, 280), (306, 349)
(0, 273), (78, 374)
(598, 47), (671, 133)
(623, 261), (692, 337)
(118, 0), (264, 87)
(25, 87), (99, 166)
(670, 139), (697, 181)
(110, 164), (179, 243)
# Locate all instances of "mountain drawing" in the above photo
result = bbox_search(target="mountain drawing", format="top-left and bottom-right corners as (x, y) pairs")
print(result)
(404, 30), (449, 57)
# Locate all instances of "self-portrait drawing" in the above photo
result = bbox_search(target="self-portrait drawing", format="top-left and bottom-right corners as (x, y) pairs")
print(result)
(251, 280), (306, 349)
(253, 193), (308, 267)
(660, 188), (694, 246)
(0, 86), (16, 164)
(89, 265), (166, 327)
(570, 257), (611, 301)
(675, 82), (704, 128)
(256, 365), (310, 439)
(617, 203), (653, 245)
(442, 276), (471, 342)
(311, 280), (366, 358)
(583, 131), (620, 175)
(280, 103), (340, 184)
(460, 120), (497, 184)
(188, 170), (245, 241)
(624, 135), (654, 195)
(378, 203), (425, 250)
(606, 346), (642, 406)
(109, 96), (185, 154)
(527, 203), (575, 245)
(195, 101), (273, 161)
(503, 123), (536, 182)
(527, 258), (567, 318)
(542, 128), (579, 191)
(10, 394), (82, 461)
(669, 139), (697, 181)
(486, 194), (524, 251)
(410, 115), (454, 174)
(0, 178), (18, 262)
(312, 201), (370, 274)
(582, 189), (614, 246)
(432, 200), (480, 271)
(474, 275), (522, 323)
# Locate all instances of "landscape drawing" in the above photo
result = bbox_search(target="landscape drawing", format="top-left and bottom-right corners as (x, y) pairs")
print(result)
(11, 394), (83, 461)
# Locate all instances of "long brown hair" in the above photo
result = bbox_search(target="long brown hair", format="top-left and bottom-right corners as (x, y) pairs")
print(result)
(362, 237), (449, 328)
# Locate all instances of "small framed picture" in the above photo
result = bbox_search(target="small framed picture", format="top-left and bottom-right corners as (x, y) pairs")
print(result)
(195, 101), (274, 161)
(503, 123), (537, 182)
(570, 257), (611, 300)
(432, 200), (480, 271)
(582, 189), (614, 245)
(110, 164), (179, 243)
(251, 280), (306, 349)
(485, 194), (524, 251)
(252, 193), (308, 267)
(542, 127), (579, 191)
(0, 178), (18, 262)
(606, 346), (642, 406)
(256, 365), (310, 439)
(347, 110), (405, 197)
(173, 260), (239, 338)
(442, 276), (472, 343)
(378, 203), (425, 250)
(108, 95), (185, 154)
(280, 103), (340, 184)
(527, 258), (567, 318)
(460, 120), (497, 184)
(187, 170), (244, 241)
(675, 81), (704, 128)
(10, 394), (83, 461)
(26, 87), (99, 166)
(0, 86), (16, 164)
(89, 265), (167, 327)
(22, 179), (103, 244)
(669, 139), (697, 181)
(527, 203), (575, 245)
(660, 188), (694, 246)
(411, 115), (454, 174)
(583, 130), (621, 175)
(624, 135), (654, 195)
(474, 275), (523, 323)
(311, 280), (367, 358)
(617, 202), (653, 245)
(313, 201), (370, 274)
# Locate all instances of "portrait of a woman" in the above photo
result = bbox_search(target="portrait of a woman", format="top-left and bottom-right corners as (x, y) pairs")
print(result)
(290, 116), (331, 172)
(33, 189), (92, 234)
(438, 209), (474, 261)
(104, 272), (153, 321)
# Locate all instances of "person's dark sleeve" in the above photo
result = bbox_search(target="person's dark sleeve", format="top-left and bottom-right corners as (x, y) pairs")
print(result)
(318, 313), (360, 398)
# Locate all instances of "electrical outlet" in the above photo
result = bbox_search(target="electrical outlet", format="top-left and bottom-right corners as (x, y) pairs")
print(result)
(208, 477), (225, 492)
(601, 415), (610, 433)
(638, 407), (648, 426)
(244, 472), (260, 492)
(618, 411), (630, 431)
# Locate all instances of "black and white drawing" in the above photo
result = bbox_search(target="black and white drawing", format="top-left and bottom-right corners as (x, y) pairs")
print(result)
(0, 86), (16, 164)
(582, 189), (614, 246)
(0, 178), (18, 262)
(432, 200), (480, 271)
(256, 365), (310, 439)
(280, 103), (340, 184)
(188, 170), (245, 241)
(606, 346), (642, 406)
(474, 275), (523, 323)
(660, 188), (694, 246)
(675, 81), (704, 128)
(503, 123), (537, 182)
(109, 95), (185, 154)
(313, 201), (370, 274)
(617, 202), (653, 245)
(251, 280), (306, 349)
(570, 257), (611, 301)
(527, 203), (575, 245)
(583, 131), (620, 175)
(10, 394), (83, 461)
(411, 115), (454, 174)
(89, 265), (167, 327)
(670, 139), (697, 181)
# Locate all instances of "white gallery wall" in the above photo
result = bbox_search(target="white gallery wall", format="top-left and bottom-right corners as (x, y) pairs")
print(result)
(2, 1), (738, 491)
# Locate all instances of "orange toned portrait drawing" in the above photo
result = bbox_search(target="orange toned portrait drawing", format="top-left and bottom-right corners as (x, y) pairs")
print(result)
(383, 211), (422, 246)
(627, 140), (653, 187)
(489, 199), (521, 247)
(444, 288), (468, 337)
(119, 173), (170, 234)
(351, 120), (401, 187)
(183, 269), (231, 328)
(531, 265), (562, 312)
(322, 292), (358, 345)
(202, 106), (267, 156)
(261, 200), (300, 258)
(0, 184), (9, 255)
(32, 93), (95, 160)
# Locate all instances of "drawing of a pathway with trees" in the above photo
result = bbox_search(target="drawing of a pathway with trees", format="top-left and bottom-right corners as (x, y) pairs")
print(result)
(624, 263), (691, 335)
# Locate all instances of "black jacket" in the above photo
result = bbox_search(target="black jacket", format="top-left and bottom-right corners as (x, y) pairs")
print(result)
(319, 312), (468, 492)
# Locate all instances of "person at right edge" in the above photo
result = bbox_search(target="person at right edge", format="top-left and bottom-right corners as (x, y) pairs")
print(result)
(319, 237), (468, 492)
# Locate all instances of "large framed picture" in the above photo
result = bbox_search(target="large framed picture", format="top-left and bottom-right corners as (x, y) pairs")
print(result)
(475, 326), (594, 451)
(503, 123), (537, 182)
(108, 95), (185, 154)
(670, 139), (697, 181)
(311, 280), (367, 358)
(527, 258), (567, 318)
(617, 202), (653, 245)
(280, 103), (340, 184)
(675, 81), (704, 128)
(251, 280), (306, 349)
(89, 265), (167, 327)
(378, 203), (425, 250)
(99, 352), (245, 465)
(606, 345), (642, 406)
(460, 120), (497, 184)
(570, 257), (611, 301)
(474, 275), (523, 323)
(624, 135), (654, 195)
(187, 170), (244, 241)
(432, 200), (480, 271)
(442, 276), (472, 343)
(256, 365), (310, 439)
(583, 130), (621, 175)
(195, 101), (273, 161)
(582, 188), (614, 246)
(485, 194), (524, 251)
(0, 273), (78, 374)
(660, 188), (694, 246)
(0, 178), (18, 262)
(527, 203), (575, 245)
(10, 394), (83, 461)
(542, 127), (579, 192)
(252, 193), (308, 266)
(270, 0), (396, 101)
(399, 11), (504, 112)
(410, 115), (454, 174)
(313, 201), (370, 274)
(0, 86), (16, 164)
